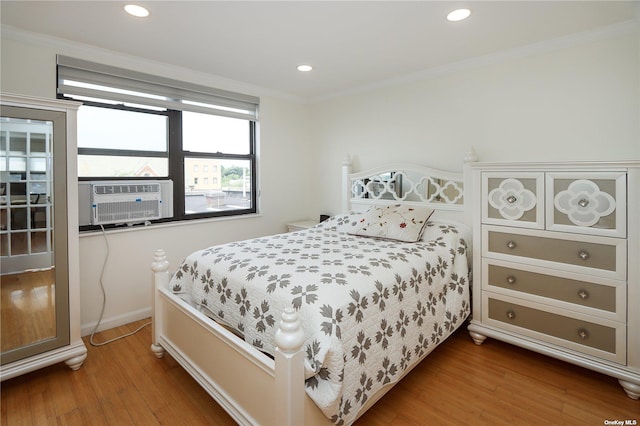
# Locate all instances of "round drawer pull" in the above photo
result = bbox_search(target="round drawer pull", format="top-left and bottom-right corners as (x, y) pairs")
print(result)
(506, 195), (518, 204)
(506, 241), (517, 249)
(506, 275), (517, 285)
(506, 310), (516, 320)
(578, 250), (590, 260)
(578, 329), (589, 340)
(578, 290), (589, 300)
(578, 198), (590, 208)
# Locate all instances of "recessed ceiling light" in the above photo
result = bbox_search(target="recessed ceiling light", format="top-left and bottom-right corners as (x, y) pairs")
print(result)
(297, 65), (313, 72)
(124, 4), (150, 18)
(447, 8), (471, 22)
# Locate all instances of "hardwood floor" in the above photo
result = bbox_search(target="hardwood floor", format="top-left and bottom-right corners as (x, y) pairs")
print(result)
(1, 319), (637, 425)
(1, 269), (56, 352)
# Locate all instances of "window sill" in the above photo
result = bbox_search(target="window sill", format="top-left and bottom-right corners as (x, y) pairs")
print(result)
(78, 212), (262, 238)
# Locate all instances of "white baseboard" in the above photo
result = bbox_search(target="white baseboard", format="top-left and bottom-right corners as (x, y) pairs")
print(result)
(81, 307), (152, 337)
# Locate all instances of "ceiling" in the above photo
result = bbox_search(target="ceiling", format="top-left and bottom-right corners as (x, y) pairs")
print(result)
(1, 1), (638, 101)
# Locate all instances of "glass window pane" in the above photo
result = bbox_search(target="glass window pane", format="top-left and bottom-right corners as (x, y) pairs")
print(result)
(184, 158), (252, 214)
(9, 157), (26, 172)
(31, 231), (48, 253)
(32, 207), (48, 229)
(77, 105), (167, 152)
(1, 207), (7, 230)
(9, 132), (27, 154)
(29, 172), (47, 182)
(30, 133), (47, 154)
(30, 158), (47, 172)
(11, 232), (27, 255)
(9, 183), (26, 204)
(183, 112), (249, 155)
(0, 233), (8, 256)
(78, 155), (168, 178)
(11, 207), (28, 230)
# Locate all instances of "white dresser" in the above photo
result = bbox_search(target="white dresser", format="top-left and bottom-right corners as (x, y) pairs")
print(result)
(467, 161), (639, 400)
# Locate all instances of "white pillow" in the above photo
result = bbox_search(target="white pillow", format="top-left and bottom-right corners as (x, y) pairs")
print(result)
(349, 204), (434, 242)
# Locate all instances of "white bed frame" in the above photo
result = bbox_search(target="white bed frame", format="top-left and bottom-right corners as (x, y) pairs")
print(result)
(151, 152), (477, 425)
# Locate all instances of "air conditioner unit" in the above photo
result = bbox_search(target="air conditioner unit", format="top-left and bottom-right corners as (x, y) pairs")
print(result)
(78, 180), (173, 226)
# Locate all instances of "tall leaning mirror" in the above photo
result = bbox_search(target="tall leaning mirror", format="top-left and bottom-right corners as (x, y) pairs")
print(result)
(1, 94), (86, 379)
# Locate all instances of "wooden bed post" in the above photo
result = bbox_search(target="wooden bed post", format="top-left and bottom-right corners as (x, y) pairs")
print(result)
(151, 249), (169, 358)
(274, 308), (306, 426)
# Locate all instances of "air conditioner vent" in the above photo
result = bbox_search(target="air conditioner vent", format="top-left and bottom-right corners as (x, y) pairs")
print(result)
(94, 200), (161, 225)
(93, 183), (161, 195)
(81, 180), (173, 226)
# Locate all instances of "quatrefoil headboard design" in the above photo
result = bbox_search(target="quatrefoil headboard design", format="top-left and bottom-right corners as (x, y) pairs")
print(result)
(343, 161), (466, 213)
(351, 170), (463, 204)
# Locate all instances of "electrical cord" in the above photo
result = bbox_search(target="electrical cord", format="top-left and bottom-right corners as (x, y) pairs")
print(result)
(89, 225), (151, 346)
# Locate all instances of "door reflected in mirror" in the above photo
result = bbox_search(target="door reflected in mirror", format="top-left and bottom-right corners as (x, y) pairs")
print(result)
(1, 113), (63, 364)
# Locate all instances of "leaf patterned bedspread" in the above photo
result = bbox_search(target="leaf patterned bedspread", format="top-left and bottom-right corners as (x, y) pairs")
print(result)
(170, 214), (471, 425)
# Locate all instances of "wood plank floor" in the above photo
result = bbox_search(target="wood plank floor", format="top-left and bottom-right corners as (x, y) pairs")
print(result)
(1, 269), (56, 352)
(2, 319), (638, 425)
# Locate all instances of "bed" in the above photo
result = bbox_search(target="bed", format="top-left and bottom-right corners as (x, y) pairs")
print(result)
(151, 153), (476, 425)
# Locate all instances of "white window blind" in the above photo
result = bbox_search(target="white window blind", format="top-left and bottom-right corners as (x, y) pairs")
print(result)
(57, 55), (259, 121)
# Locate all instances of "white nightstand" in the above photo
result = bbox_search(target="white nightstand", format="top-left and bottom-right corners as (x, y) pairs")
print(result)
(286, 220), (318, 232)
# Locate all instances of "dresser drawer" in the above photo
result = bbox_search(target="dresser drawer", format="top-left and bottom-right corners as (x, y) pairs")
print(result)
(482, 172), (544, 229)
(546, 172), (626, 238)
(483, 226), (626, 280)
(483, 261), (625, 321)
(483, 295), (625, 363)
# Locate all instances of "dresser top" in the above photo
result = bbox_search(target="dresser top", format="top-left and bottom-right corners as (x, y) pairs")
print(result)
(471, 160), (639, 170)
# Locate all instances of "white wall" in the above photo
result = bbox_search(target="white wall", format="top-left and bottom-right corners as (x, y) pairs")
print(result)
(1, 34), (317, 333)
(2, 27), (638, 334)
(309, 31), (640, 215)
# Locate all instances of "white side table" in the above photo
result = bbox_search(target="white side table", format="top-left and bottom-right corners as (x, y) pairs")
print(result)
(286, 220), (318, 232)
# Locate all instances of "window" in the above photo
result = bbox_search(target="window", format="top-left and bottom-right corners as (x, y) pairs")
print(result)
(56, 56), (259, 228)
(77, 105), (169, 178)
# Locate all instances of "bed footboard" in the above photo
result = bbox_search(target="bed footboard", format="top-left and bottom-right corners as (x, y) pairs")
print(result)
(151, 249), (329, 426)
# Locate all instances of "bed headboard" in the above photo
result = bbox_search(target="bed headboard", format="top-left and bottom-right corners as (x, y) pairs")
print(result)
(342, 150), (477, 227)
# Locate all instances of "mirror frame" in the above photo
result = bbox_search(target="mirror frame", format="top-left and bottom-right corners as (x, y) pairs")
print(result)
(0, 105), (70, 364)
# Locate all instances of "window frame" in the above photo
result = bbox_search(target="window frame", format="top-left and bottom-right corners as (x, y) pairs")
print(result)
(175, 119), (257, 222)
(75, 99), (170, 161)
(63, 98), (258, 232)
(56, 56), (260, 232)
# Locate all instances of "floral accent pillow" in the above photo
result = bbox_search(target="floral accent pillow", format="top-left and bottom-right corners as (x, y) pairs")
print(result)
(349, 204), (434, 242)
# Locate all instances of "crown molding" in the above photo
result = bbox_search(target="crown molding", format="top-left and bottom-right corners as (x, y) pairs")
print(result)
(310, 19), (640, 104)
(2, 19), (637, 106)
